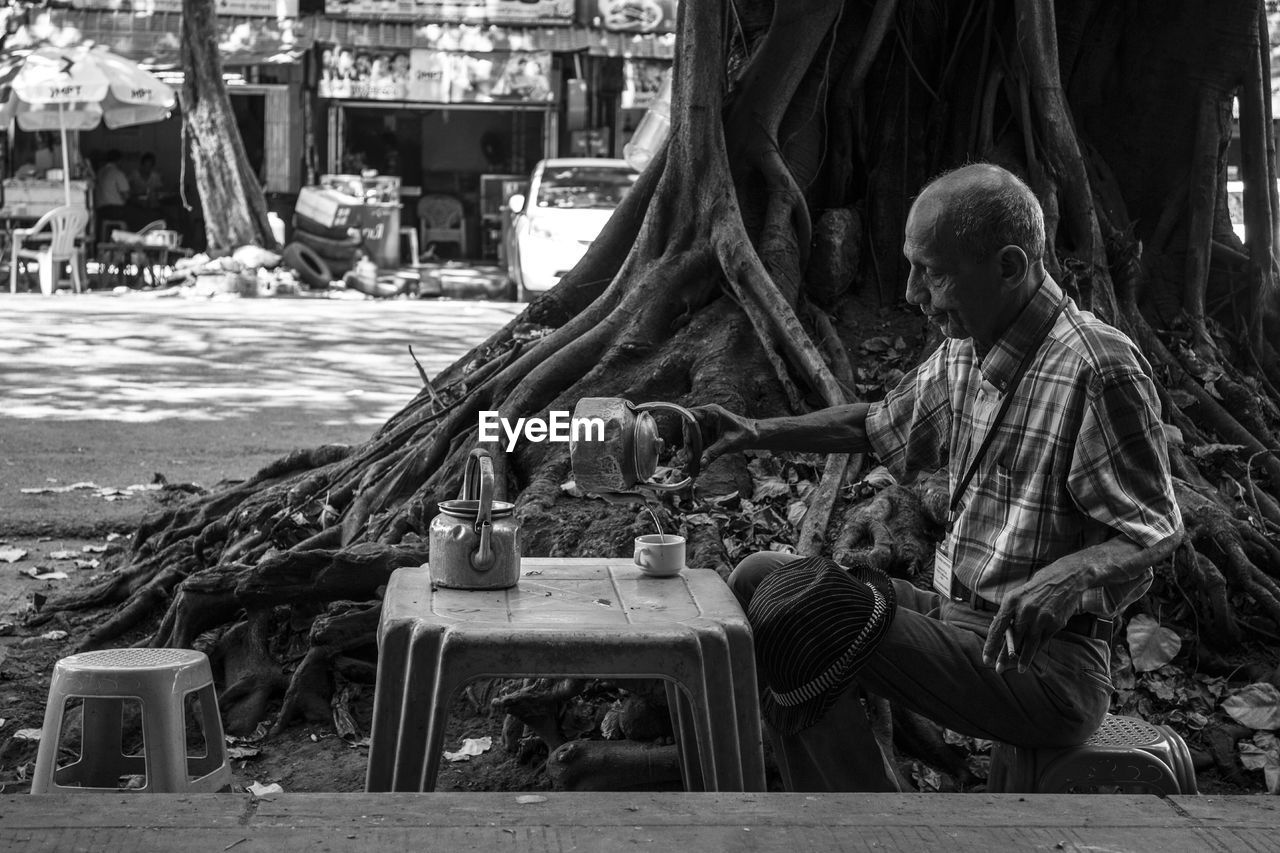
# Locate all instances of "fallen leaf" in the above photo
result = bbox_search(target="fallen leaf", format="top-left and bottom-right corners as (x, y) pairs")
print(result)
(1223, 683), (1280, 731)
(1126, 614), (1181, 672)
(19, 482), (99, 495)
(227, 746), (261, 760)
(247, 782), (284, 796)
(1239, 732), (1280, 794)
(0, 548), (29, 563)
(786, 500), (809, 528)
(22, 568), (69, 580)
(444, 736), (492, 762)
(48, 551), (77, 561)
(1188, 443), (1245, 460)
(82, 544), (109, 553)
(13, 729), (41, 741)
(515, 795), (547, 804)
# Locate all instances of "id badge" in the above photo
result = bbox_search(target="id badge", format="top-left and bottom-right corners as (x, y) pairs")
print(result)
(932, 542), (953, 598)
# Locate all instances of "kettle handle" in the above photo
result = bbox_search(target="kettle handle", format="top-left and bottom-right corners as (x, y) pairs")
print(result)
(461, 448), (496, 570)
(632, 402), (703, 491)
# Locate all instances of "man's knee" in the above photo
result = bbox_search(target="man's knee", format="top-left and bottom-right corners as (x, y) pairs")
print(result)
(728, 551), (801, 611)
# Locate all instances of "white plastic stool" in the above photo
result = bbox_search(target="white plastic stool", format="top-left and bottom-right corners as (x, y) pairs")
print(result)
(31, 648), (231, 793)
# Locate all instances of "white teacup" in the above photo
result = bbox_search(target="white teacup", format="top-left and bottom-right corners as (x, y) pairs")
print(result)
(634, 534), (686, 577)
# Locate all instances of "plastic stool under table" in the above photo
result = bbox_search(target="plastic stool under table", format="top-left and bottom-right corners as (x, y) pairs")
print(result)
(987, 713), (1198, 795)
(367, 558), (766, 793)
(31, 648), (231, 794)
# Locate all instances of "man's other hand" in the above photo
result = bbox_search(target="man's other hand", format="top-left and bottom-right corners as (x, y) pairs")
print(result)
(688, 404), (754, 470)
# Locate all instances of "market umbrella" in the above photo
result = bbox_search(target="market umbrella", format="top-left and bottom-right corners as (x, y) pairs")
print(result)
(0, 43), (177, 204)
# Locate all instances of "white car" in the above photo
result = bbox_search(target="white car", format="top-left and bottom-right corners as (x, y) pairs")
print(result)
(505, 158), (638, 300)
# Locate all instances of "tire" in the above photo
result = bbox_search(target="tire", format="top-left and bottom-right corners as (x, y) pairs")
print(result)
(293, 228), (362, 261)
(280, 242), (333, 290)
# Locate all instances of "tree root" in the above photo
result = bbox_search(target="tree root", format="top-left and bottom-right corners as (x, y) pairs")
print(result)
(545, 740), (683, 791)
(272, 600), (382, 735)
(834, 484), (937, 578)
(213, 610), (288, 735)
(492, 678), (587, 751)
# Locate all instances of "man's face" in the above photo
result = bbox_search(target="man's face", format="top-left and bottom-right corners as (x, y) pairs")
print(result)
(902, 193), (1006, 345)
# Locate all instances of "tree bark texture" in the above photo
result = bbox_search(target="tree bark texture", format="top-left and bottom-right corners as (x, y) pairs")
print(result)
(180, 0), (279, 251)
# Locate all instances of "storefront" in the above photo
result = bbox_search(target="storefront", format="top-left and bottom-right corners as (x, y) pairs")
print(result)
(6, 4), (311, 249)
(312, 6), (580, 262)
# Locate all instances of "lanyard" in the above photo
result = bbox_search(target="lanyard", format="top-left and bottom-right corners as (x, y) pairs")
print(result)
(946, 294), (1069, 532)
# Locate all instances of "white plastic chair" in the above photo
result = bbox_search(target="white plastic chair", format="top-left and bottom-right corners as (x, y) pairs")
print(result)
(417, 193), (468, 258)
(10, 205), (89, 294)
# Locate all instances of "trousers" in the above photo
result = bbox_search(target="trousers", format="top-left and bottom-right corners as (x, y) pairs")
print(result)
(730, 551), (1112, 792)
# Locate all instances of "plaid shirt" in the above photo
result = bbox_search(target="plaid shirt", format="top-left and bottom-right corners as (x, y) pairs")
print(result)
(866, 276), (1181, 617)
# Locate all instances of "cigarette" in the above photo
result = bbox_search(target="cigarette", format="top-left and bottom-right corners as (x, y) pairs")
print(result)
(1004, 628), (1017, 656)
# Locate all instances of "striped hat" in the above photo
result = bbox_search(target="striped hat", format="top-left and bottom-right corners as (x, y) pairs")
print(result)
(748, 556), (896, 735)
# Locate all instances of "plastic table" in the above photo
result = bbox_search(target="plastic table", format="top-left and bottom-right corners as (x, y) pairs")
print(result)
(366, 558), (766, 793)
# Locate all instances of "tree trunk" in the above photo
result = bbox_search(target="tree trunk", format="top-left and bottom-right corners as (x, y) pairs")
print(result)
(41, 0), (1280, 791)
(179, 0), (278, 251)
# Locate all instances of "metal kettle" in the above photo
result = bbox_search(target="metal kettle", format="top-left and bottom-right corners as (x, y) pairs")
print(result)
(429, 448), (521, 590)
(568, 397), (702, 496)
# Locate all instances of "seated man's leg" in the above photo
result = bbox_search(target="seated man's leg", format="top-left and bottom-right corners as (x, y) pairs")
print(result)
(727, 551), (802, 611)
(733, 555), (1112, 792)
(855, 600), (1112, 750)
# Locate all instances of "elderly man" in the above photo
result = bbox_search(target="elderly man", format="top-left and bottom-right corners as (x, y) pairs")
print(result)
(693, 162), (1182, 791)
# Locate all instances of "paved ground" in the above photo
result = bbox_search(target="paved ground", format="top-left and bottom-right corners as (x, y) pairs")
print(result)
(0, 291), (522, 536)
(0, 291), (520, 617)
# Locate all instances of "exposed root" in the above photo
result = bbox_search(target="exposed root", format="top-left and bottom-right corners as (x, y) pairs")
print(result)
(492, 678), (588, 751)
(272, 600), (382, 735)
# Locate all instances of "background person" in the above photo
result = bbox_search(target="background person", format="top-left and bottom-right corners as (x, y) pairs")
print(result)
(94, 149), (134, 239)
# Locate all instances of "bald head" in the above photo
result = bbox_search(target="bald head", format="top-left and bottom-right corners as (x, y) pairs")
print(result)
(915, 164), (1046, 264)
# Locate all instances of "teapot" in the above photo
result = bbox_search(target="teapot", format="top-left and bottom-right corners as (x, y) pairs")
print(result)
(569, 398), (702, 496)
(429, 448), (520, 589)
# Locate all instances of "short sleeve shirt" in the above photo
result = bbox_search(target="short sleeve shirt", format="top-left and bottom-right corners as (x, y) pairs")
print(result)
(95, 163), (130, 208)
(865, 276), (1181, 615)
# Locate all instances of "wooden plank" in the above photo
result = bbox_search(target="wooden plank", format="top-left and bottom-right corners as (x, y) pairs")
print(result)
(1, 791), (1275, 853)
(242, 791), (1188, 826)
(1168, 794), (1280, 826)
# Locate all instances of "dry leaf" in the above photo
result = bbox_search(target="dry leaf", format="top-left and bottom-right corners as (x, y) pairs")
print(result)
(1126, 614), (1181, 672)
(0, 548), (29, 563)
(1223, 683), (1280, 731)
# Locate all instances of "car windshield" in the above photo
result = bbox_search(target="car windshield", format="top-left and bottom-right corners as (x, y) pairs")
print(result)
(536, 166), (637, 210)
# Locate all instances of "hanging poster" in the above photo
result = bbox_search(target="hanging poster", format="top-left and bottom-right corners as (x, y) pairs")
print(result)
(323, 0), (573, 26)
(410, 50), (553, 103)
(620, 58), (668, 109)
(587, 0), (676, 33)
(318, 46), (414, 99)
(320, 45), (553, 103)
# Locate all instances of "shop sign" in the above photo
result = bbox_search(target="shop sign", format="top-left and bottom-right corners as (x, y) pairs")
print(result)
(70, 0), (299, 16)
(319, 46), (554, 104)
(620, 58), (668, 109)
(323, 0), (574, 26)
(580, 0), (677, 33)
